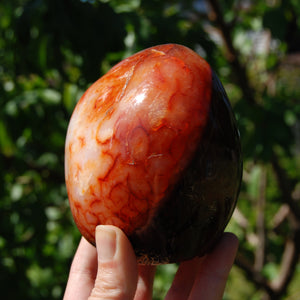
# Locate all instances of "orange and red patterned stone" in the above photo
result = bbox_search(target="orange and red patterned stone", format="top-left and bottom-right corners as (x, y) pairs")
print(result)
(65, 44), (242, 264)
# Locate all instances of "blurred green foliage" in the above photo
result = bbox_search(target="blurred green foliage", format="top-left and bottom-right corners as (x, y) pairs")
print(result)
(1, 0), (300, 299)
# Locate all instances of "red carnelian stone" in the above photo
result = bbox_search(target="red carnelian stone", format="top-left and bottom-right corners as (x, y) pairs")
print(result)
(65, 44), (242, 264)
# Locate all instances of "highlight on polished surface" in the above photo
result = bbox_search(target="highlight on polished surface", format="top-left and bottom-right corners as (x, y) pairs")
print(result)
(65, 44), (243, 264)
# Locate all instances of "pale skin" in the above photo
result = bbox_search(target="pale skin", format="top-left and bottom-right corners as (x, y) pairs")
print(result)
(64, 225), (239, 300)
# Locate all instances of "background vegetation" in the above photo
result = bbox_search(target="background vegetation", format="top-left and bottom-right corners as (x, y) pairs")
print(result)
(1, 0), (300, 299)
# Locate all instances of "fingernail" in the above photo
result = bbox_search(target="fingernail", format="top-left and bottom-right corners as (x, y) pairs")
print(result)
(96, 226), (117, 262)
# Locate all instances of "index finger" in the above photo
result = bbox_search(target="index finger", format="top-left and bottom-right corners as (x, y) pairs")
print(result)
(63, 237), (98, 300)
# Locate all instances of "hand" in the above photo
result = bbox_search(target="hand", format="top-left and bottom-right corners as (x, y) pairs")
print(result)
(63, 225), (238, 300)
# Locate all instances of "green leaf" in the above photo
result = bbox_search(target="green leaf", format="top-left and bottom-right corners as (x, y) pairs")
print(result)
(40, 89), (61, 104)
(0, 119), (15, 156)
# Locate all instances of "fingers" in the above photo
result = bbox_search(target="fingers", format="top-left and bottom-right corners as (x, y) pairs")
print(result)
(189, 232), (239, 300)
(165, 257), (202, 300)
(64, 226), (157, 300)
(65, 229), (237, 300)
(63, 237), (98, 300)
(166, 232), (238, 300)
(134, 265), (156, 300)
(88, 225), (139, 300)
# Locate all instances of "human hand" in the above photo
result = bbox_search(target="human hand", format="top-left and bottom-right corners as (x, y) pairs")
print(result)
(63, 225), (238, 300)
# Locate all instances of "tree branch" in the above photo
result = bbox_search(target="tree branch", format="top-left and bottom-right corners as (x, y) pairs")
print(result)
(206, 0), (256, 106)
(235, 253), (273, 295)
(272, 204), (290, 232)
(271, 152), (300, 220)
(254, 167), (267, 271)
(270, 237), (299, 296)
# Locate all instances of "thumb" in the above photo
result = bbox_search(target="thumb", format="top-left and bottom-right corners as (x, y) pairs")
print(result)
(88, 225), (138, 300)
